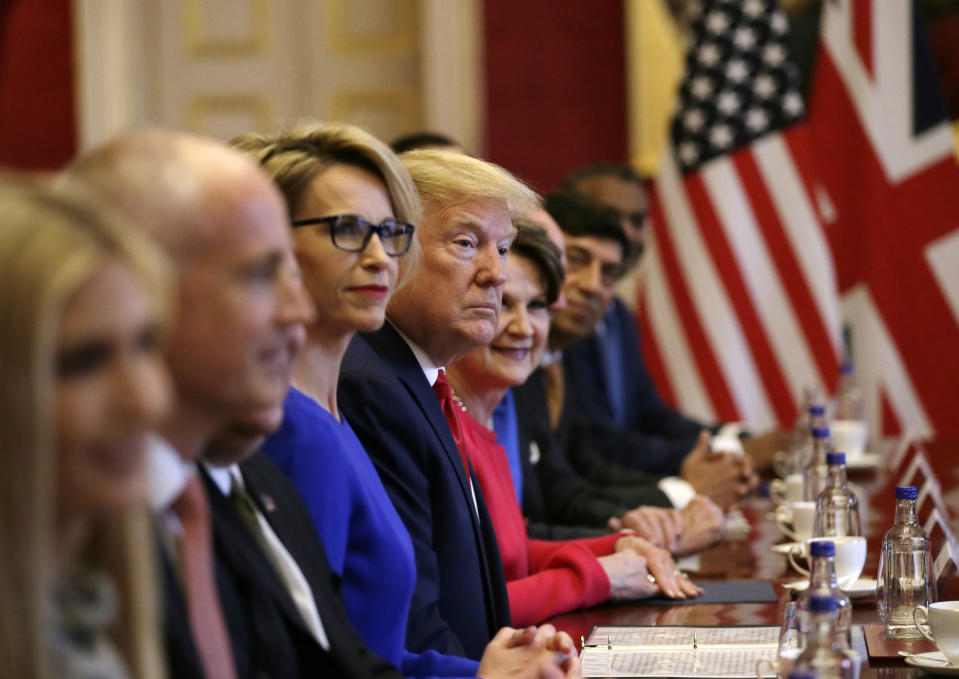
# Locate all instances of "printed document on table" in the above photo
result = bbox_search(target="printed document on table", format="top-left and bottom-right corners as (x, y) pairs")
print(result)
(581, 626), (779, 678)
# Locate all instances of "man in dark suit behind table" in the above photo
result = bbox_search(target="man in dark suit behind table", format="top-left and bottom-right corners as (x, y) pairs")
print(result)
(338, 150), (539, 660)
(541, 191), (755, 511)
(562, 164), (788, 474)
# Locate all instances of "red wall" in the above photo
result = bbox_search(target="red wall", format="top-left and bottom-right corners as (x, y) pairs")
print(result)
(0, 0), (76, 170)
(482, 0), (629, 193)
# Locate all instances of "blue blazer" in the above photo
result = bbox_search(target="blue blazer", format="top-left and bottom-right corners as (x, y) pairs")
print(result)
(338, 322), (510, 660)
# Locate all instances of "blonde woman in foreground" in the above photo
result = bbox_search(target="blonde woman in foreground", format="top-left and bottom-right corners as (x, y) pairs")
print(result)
(0, 176), (172, 679)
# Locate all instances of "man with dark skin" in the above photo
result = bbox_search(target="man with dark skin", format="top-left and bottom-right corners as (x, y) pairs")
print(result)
(544, 190), (755, 510)
(563, 165), (788, 472)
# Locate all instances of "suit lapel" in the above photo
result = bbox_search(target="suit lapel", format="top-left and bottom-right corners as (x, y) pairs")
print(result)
(198, 466), (313, 639)
(239, 454), (393, 668)
(238, 456), (341, 622)
(363, 323), (476, 507)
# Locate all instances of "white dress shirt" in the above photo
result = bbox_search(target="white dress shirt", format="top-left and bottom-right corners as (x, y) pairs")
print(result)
(146, 435), (193, 514)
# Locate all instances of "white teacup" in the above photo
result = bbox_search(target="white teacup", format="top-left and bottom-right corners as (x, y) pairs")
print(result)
(776, 501), (817, 542)
(788, 536), (867, 589)
(756, 648), (801, 679)
(831, 420), (868, 461)
(914, 602), (959, 665)
(771, 474), (805, 506)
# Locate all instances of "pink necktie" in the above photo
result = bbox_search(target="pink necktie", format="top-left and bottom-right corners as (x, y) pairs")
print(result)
(171, 475), (238, 679)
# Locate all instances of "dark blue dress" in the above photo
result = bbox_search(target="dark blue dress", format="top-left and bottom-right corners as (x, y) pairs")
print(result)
(262, 388), (479, 679)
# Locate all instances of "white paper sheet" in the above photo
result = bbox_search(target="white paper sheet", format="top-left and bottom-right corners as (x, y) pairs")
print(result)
(581, 626), (779, 678)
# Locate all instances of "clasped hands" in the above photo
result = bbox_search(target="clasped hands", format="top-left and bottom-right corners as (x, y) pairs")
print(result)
(681, 430), (759, 509)
(607, 495), (726, 556)
(478, 624), (580, 679)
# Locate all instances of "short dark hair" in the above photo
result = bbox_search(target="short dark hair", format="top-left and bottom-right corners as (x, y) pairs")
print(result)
(542, 191), (628, 258)
(510, 220), (564, 306)
(390, 131), (460, 155)
(561, 162), (643, 192)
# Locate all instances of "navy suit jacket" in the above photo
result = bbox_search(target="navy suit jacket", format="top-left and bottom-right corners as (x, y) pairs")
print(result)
(338, 322), (510, 660)
(562, 298), (710, 477)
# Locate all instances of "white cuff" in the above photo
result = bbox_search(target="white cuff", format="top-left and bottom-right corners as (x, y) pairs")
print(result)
(656, 477), (696, 509)
(712, 422), (745, 455)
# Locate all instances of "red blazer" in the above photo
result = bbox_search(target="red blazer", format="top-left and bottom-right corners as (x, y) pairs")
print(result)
(447, 401), (619, 626)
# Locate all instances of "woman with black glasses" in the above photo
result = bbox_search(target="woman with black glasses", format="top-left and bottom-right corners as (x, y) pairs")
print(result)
(230, 123), (574, 679)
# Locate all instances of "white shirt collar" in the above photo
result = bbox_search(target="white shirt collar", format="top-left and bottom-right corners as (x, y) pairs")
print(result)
(202, 463), (241, 496)
(393, 324), (443, 386)
(146, 435), (195, 513)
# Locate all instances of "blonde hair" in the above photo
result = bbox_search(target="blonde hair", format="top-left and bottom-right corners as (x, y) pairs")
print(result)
(400, 149), (540, 217)
(0, 175), (168, 679)
(231, 120), (422, 284)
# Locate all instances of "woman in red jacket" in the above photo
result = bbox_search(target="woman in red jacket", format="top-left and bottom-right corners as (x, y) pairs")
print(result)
(445, 222), (702, 626)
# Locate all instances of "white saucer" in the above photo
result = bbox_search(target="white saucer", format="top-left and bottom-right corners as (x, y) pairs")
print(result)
(784, 577), (878, 599)
(771, 542), (801, 554)
(845, 452), (881, 470)
(904, 651), (959, 675)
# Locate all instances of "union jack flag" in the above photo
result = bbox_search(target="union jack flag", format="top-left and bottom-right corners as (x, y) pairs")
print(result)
(638, 0), (843, 431)
(808, 0), (959, 437)
(639, 0), (959, 438)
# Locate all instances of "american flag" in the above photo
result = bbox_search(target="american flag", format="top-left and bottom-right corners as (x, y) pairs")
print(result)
(638, 0), (843, 430)
(807, 0), (959, 437)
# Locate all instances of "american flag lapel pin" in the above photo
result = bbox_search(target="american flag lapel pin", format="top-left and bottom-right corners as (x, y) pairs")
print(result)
(260, 493), (277, 512)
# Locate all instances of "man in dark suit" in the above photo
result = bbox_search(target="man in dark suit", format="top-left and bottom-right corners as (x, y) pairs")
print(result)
(542, 191), (754, 514)
(70, 130), (316, 679)
(563, 164), (788, 473)
(338, 151), (539, 660)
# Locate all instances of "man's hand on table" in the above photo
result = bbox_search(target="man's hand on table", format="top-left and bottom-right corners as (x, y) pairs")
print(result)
(674, 495), (726, 556)
(607, 506), (683, 552)
(741, 428), (791, 473)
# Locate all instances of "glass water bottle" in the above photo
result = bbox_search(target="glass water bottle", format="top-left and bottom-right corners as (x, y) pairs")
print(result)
(877, 486), (936, 640)
(814, 453), (861, 538)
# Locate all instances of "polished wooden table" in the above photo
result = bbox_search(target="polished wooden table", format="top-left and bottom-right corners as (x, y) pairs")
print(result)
(546, 440), (959, 678)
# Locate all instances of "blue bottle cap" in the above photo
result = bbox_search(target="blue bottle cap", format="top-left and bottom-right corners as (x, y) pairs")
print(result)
(826, 452), (845, 465)
(895, 485), (918, 500)
(812, 426), (830, 438)
(809, 595), (837, 613)
(840, 361), (854, 375)
(810, 405), (826, 415)
(809, 540), (835, 557)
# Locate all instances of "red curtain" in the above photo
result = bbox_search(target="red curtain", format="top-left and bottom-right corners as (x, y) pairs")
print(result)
(0, 0), (76, 170)
(483, 0), (628, 193)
